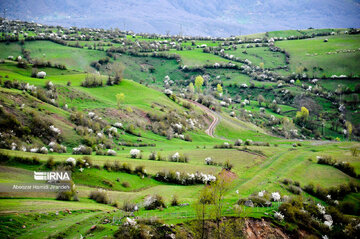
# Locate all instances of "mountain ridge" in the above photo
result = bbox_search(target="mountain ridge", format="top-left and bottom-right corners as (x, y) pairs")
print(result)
(1, 0), (360, 36)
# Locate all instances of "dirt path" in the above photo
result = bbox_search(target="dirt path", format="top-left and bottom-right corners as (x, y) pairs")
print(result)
(186, 99), (219, 137)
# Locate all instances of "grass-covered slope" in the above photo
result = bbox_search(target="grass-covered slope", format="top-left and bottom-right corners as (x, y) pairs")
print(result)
(275, 34), (360, 77)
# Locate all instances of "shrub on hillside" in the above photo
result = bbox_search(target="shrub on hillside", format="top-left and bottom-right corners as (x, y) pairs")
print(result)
(122, 181), (131, 188)
(234, 139), (243, 146)
(288, 185), (302, 195)
(46, 157), (56, 169)
(214, 142), (233, 149)
(339, 201), (358, 215)
(89, 189), (111, 204)
(72, 145), (92, 155)
(148, 152), (156, 160)
(56, 181), (77, 201)
(303, 182), (360, 201)
(103, 161), (136, 174)
(168, 152), (189, 163)
(223, 160), (233, 171)
(134, 165), (146, 176)
(155, 170), (216, 185)
(81, 74), (103, 87)
(317, 156), (358, 178)
(130, 149), (141, 158)
(144, 195), (166, 210)
(122, 200), (137, 212)
(184, 134), (192, 142)
(171, 195), (179, 206)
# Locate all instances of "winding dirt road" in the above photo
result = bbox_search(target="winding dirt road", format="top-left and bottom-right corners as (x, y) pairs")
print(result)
(186, 99), (219, 137)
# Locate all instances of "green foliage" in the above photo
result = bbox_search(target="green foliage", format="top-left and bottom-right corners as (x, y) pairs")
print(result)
(56, 181), (78, 201)
(195, 75), (204, 92)
(89, 190), (111, 204)
(81, 74), (103, 87)
(144, 194), (166, 210)
(170, 195), (179, 206)
(116, 92), (125, 108)
(216, 83), (223, 94)
(188, 82), (195, 93)
(296, 106), (309, 122)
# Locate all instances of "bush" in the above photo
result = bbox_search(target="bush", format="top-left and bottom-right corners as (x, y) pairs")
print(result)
(234, 139), (243, 146)
(339, 201), (357, 215)
(31, 68), (38, 77)
(317, 156), (358, 178)
(81, 74), (103, 88)
(171, 195), (179, 206)
(303, 183), (315, 195)
(317, 155), (334, 165)
(288, 185), (302, 195)
(56, 191), (74, 201)
(121, 163), (133, 174)
(134, 165), (146, 176)
(282, 178), (293, 185)
(148, 152), (156, 160)
(46, 156), (55, 169)
(214, 142), (233, 149)
(168, 152), (189, 163)
(103, 161), (112, 171)
(247, 196), (268, 207)
(223, 160), (233, 171)
(184, 134), (192, 142)
(156, 152), (165, 161)
(82, 156), (93, 167)
(122, 200), (137, 212)
(303, 182), (360, 201)
(102, 179), (114, 187)
(56, 181), (77, 201)
(154, 170), (216, 185)
(144, 194), (166, 210)
(244, 139), (253, 146)
(72, 145), (92, 155)
(89, 189), (111, 204)
(350, 147), (359, 157)
(122, 181), (131, 188)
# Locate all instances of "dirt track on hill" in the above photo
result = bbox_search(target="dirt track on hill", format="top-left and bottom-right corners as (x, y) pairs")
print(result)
(186, 99), (219, 137)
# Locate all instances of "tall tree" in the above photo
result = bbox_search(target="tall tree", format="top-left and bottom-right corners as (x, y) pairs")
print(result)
(195, 75), (204, 93)
(296, 106), (309, 122)
(195, 186), (213, 239)
(111, 62), (125, 85)
(116, 93), (125, 108)
(210, 172), (233, 239)
(188, 82), (195, 93)
(257, 95), (265, 106)
(345, 121), (353, 141)
(216, 83), (223, 95)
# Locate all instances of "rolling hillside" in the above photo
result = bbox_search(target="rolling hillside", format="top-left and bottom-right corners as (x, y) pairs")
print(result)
(0, 19), (359, 238)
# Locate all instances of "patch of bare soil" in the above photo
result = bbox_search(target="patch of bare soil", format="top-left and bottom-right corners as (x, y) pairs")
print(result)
(244, 218), (289, 239)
